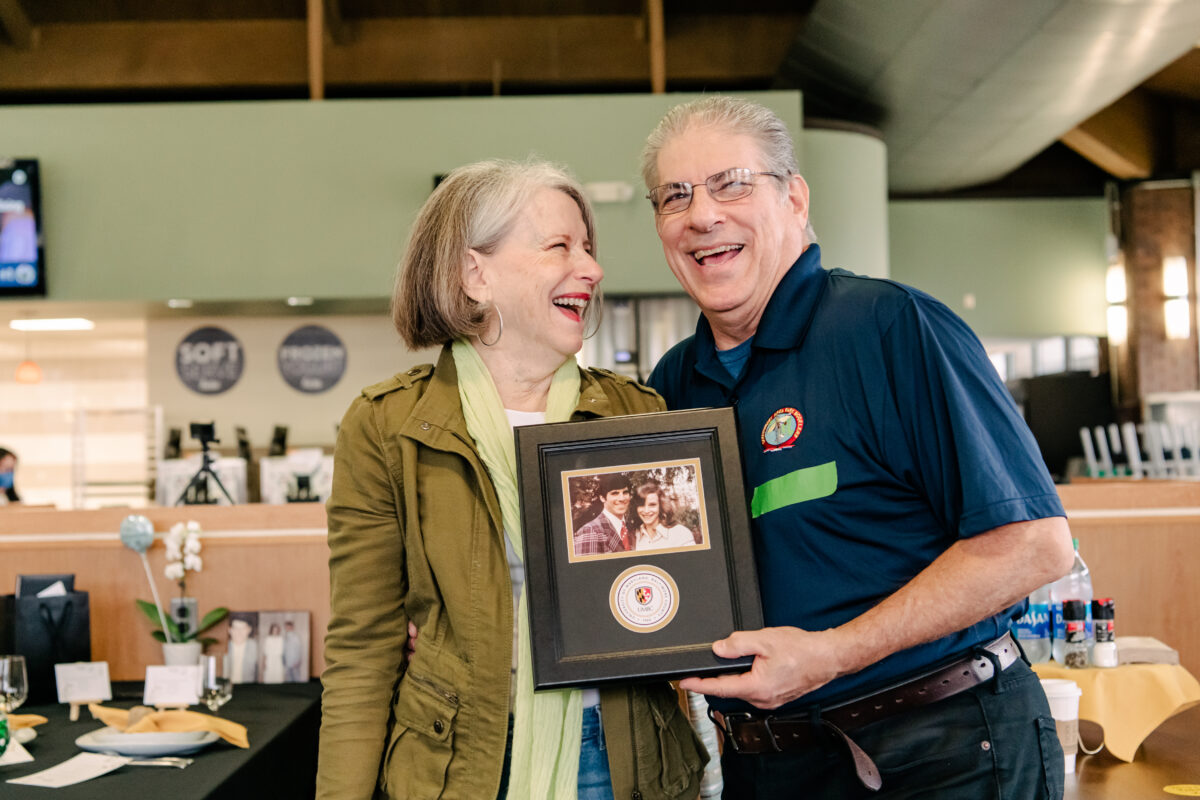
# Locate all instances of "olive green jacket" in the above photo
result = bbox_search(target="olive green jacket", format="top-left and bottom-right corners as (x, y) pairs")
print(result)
(317, 346), (708, 800)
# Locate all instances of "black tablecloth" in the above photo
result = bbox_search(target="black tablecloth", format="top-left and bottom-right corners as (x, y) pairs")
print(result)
(3, 681), (321, 799)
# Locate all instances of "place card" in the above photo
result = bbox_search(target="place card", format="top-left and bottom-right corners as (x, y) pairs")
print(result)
(55, 662), (113, 704)
(143, 665), (201, 707)
(6, 753), (131, 788)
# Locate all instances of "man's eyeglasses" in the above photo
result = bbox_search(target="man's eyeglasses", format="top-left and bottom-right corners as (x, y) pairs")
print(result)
(646, 168), (784, 215)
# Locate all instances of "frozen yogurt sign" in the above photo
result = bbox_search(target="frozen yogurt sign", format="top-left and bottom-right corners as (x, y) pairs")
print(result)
(176, 326), (244, 395)
(277, 325), (346, 394)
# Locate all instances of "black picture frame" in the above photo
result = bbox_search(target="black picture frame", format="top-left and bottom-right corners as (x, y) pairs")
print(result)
(516, 407), (762, 690)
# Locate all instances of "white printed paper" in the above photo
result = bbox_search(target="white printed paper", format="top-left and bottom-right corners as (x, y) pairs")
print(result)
(6, 753), (131, 788)
(55, 661), (113, 703)
(0, 739), (34, 767)
(143, 665), (201, 707)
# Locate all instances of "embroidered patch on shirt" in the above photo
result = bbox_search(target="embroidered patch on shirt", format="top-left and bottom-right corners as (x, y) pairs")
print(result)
(761, 407), (803, 452)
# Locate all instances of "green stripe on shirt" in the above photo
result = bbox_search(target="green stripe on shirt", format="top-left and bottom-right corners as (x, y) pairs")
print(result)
(750, 461), (838, 518)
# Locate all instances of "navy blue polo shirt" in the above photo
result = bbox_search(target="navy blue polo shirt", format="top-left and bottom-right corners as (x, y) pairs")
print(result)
(648, 244), (1064, 711)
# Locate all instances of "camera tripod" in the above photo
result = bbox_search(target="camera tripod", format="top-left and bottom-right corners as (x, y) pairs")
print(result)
(175, 437), (235, 505)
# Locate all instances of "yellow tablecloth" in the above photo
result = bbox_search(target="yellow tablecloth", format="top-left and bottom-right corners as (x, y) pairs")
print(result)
(1033, 662), (1200, 762)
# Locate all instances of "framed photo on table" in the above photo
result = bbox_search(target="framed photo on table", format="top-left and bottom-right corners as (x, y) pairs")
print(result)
(515, 406), (762, 690)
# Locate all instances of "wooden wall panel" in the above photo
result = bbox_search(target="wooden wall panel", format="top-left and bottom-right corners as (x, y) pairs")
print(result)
(0, 505), (330, 681)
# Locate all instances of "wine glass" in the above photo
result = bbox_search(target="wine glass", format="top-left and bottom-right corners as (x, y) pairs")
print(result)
(0, 655), (28, 716)
(200, 655), (232, 714)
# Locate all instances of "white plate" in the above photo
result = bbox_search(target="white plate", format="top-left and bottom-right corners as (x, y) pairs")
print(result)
(13, 727), (37, 745)
(75, 726), (220, 757)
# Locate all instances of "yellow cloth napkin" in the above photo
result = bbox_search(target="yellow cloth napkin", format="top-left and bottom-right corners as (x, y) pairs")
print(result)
(1033, 662), (1200, 761)
(6, 714), (48, 731)
(87, 704), (250, 749)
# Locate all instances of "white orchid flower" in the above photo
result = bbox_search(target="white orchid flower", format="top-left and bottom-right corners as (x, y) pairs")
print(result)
(184, 533), (202, 554)
(164, 562), (186, 581)
(165, 543), (183, 562)
(184, 553), (203, 572)
(186, 520), (202, 533)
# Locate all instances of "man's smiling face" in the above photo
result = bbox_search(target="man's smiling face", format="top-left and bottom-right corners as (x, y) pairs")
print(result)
(603, 487), (631, 518)
(652, 125), (809, 347)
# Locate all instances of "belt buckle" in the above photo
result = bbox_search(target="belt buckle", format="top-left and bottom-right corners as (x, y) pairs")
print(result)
(713, 711), (755, 754)
(714, 711), (784, 754)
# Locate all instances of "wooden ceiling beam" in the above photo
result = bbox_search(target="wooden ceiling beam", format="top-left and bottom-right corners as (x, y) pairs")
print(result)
(1060, 90), (1157, 180)
(0, 15), (801, 92)
(0, 0), (33, 50)
(647, 0), (665, 93)
(307, 0), (325, 99)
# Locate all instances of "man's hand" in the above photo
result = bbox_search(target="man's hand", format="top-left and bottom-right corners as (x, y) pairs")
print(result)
(678, 626), (854, 710)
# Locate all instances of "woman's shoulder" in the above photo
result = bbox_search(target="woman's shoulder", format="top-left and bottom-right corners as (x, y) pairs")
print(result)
(580, 366), (665, 412)
(361, 363), (436, 401)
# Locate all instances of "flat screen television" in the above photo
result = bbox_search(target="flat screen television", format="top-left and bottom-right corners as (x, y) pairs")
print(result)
(0, 158), (45, 296)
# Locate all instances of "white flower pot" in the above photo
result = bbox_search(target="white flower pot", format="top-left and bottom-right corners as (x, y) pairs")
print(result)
(162, 641), (203, 666)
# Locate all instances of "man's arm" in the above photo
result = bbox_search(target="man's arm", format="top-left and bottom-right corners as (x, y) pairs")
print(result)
(679, 515), (1074, 709)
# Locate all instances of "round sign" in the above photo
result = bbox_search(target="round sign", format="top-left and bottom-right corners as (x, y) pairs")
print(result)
(175, 326), (244, 395)
(277, 325), (347, 394)
(608, 564), (680, 634)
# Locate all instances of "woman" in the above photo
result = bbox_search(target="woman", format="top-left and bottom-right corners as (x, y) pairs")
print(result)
(631, 483), (696, 551)
(317, 159), (706, 800)
(260, 622), (285, 683)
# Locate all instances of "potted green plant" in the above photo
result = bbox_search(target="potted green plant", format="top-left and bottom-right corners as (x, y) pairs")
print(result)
(123, 517), (229, 665)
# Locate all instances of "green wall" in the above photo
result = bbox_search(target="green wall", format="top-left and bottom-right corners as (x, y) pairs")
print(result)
(2, 91), (1110, 342)
(801, 128), (889, 277)
(889, 198), (1107, 338)
(0, 92), (803, 302)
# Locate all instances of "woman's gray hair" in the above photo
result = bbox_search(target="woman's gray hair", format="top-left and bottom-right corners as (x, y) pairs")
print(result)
(640, 95), (817, 243)
(392, 158), (600, 349)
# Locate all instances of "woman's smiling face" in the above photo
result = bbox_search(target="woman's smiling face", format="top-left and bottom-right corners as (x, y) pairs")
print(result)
(468, 187), (601, 364)
(636, 491), (660, 528)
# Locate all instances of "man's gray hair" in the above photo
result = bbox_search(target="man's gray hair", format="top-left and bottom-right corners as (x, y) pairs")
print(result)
(640, 95), (816, 243)
(641, 96), (799, 190)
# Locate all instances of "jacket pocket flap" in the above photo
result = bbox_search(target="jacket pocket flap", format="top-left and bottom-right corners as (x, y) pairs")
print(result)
(394, 673), (460, 743)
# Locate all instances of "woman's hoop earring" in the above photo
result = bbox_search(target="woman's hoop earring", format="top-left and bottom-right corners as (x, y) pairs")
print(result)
(479, 306), (504, 347)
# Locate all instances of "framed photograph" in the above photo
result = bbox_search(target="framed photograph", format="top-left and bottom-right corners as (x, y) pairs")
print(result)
(516, 407), (762, 690)
(256, 610), (311, 683)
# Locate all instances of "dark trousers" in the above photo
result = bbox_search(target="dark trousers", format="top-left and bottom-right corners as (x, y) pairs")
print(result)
(721, 659), (1064, 799)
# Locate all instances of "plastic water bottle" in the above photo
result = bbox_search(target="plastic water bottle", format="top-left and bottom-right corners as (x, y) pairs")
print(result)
(1050, 538), (1093, 664)
(1014, 583), (1052, 663)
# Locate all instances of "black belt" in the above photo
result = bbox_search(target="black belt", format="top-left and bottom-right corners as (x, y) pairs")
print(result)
(710, 632), (1021, 791)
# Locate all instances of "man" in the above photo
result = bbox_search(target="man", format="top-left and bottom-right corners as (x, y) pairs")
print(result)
(224, 616), (259, 684)
(641, 96), (1075, 798)
(283, 620), (304, 682)
(573, 473), (634, 555)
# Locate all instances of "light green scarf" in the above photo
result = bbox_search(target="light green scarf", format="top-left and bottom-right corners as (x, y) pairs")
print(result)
(451, 338), (584, 800)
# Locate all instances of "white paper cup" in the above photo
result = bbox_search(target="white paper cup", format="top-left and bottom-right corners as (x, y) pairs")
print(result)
(1041, 678), (1082, 772)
